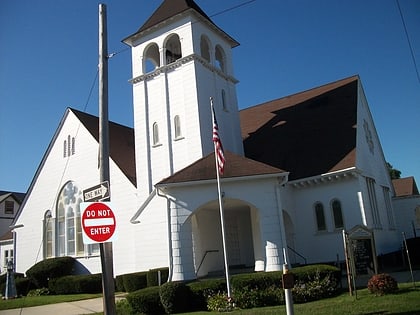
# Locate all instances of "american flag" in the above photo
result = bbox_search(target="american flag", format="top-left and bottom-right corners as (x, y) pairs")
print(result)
(212, 105), (225, 175)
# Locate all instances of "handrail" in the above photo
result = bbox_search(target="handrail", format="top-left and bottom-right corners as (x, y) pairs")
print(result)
(196, 250), (219, 275)
(287, 246), (307, 265)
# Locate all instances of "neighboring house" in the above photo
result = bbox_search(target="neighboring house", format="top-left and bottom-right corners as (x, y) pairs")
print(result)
(11, 0), (410, 281)
(0, 191), (25, 274)
(392, 177), (420, 239)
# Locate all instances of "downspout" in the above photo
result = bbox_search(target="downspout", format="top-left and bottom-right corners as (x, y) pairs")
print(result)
(156, 187), (173, 282)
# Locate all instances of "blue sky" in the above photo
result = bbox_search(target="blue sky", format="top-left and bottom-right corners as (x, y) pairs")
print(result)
(0, 0), (419, 193)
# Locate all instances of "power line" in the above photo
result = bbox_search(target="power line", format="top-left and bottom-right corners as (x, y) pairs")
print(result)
(396, 0), (420, 85)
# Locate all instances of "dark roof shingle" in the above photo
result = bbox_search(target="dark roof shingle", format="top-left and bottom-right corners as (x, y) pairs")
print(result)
(240, 76), (359, 180)
(392, 177), (419, 197)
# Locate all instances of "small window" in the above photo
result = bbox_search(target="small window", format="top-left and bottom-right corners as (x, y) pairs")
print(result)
(221, 89), (228, 111)
(174, 115), (182, 139)
(5, 201), (14, 214)
(165, 34), (182, 65)
(200, 35), (211, 62)
(144, 43), (160, 73)
(332, 199), (344, 229)
(153, 122), (160, 146)
(71, 137), (75, 155)
(315, 202), (326, 231)
(215, 45), (226, 73)
(64, 140), (67, 157)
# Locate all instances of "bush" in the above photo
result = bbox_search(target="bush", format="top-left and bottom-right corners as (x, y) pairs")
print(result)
(367, 273), (398, 296)
(234, 285), (284, 309)
(147, 267), (169, 287)
(231, 271), (282, 291)
(49, 274), (102, 294)
(26, 257), (76, 288)
(159, 281), (191, 314)
(207, 292), (235, 312)
(27, 288), (50, 296)
(115, 275), (125, 292)
(126, 286), (165, 315)
(15, 277), (35, 296)
(292, 270), (338, 303)
(122, 271), (148, 292)
(187, 278), (227, 311)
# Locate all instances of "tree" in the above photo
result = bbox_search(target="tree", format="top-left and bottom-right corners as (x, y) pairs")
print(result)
(387, 162), (401, 180)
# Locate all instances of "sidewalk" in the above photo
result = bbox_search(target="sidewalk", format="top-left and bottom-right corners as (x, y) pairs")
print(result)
(0, 296), (124, 315)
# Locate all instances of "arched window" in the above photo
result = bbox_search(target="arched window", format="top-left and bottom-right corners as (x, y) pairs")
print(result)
(153, 122), (160, 146)
(144, 43), (160, 73)
(331, 199), (344, 229)
(165, 34), (182, 65)
(71, 137), (75, 155)
(215, 45), (226, 73)
(200, 35), (211, 63)
(174, 115), (182, 139)
(56, 181), (84, 256)
(43, 210), (53, 258)
(63, 140), (67, 157)
(221, 89), (228, 111)
(315, 202), (326, 231)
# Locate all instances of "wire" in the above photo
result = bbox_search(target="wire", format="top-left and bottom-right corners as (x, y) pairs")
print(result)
(107, 0), (258, 58)
(396, 0), (420, 85)
(209, 0), (257, 19)
(82, 69), (99, 112)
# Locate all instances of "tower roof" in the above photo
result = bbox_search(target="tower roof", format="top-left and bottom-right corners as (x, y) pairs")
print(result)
(123, 0), (239, 47)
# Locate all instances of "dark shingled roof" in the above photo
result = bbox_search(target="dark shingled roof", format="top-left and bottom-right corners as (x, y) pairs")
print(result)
(138, 0), (213, 33)
(123, 0), (239, 47)
(392, 177), (419, 197)
(240, 76), (359, 180)
(158, 151), (286, 185)
(71, 109), (136, 186)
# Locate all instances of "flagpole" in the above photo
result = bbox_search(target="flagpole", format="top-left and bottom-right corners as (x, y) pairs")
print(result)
(210, 97), (231, 299)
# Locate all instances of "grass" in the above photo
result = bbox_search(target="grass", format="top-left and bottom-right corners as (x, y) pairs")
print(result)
(0, 293), (102, 310)
(178, 283), (420, 315)
(0, 283), (419, 315)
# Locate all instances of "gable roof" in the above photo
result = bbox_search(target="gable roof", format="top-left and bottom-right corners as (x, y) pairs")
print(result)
(123, 0), (239, 47)
(392, 176), (419, 197)
(158, 151), (286, 185)
(240, 76), (359, 180)
(70, 109), (136, 186)
(0, 191), (26, 204)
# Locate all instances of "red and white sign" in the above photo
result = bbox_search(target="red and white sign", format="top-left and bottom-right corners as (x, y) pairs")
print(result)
(81, 202), (117, 244)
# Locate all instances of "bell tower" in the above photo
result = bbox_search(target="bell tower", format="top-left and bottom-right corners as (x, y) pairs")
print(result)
(123, 0), (243, 197)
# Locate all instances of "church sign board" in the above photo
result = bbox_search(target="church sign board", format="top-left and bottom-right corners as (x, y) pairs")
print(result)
(80, 202), (117, 244)
(347, 225), (378, 276)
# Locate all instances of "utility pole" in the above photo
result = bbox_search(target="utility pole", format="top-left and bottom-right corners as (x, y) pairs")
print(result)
(98, 4), (116, 314)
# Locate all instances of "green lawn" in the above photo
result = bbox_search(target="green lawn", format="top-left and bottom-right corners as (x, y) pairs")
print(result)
(0, 293), (102, 310)
(0, 283), (419, 315)
(178, 283), (420, 315)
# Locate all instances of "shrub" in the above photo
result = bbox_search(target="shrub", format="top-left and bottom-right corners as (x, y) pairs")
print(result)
(234, 285), (284, 309)
(159, 281), (190, 314)
(147, 267), (169, 287)
(292, 270), (338, 303)
(15, 277), (35, 296)
(49, 274), (102, 294)
(207, 292), (235, 312)
(187, 278), (227, 311)
(126, 286), (165, 315)
(367, 273), (398, 296)
(26, 257), (76, 288)
(231, 271), (282, 291)
(122, 272), (148, 292)
(27, 288), (50, 296)
(115, 275), (125, 292)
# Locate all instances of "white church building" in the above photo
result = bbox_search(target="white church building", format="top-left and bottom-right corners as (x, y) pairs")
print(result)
(11, 0), (414, 282)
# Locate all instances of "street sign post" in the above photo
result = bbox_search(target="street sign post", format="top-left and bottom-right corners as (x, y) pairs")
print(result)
(83, 181), (110, 202)
(80, 202), (117, 244)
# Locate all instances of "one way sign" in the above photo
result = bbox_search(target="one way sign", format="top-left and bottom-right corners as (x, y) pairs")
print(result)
(83, 181), (110, 202)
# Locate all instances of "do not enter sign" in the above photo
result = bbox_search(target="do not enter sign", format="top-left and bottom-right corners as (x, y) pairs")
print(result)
(81, 202), (117, 244)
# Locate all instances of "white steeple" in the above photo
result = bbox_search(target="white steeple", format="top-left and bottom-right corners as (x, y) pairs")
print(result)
(123, 0), (243, 195)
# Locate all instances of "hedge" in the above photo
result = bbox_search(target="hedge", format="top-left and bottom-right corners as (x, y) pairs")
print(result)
(49, 274), (102, 294)
(126, 286), (165, 315)
(26, 257), (76, 288)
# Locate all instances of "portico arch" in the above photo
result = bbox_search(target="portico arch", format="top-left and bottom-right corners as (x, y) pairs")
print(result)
(191, 198), (258, 278)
